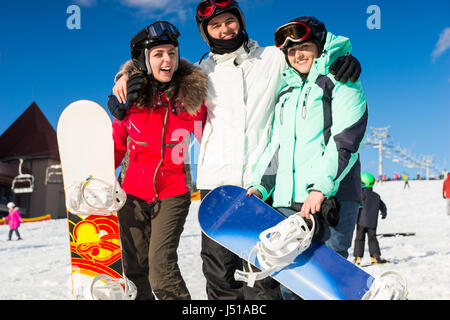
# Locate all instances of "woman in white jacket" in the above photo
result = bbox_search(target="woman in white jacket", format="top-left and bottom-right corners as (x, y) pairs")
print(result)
(112, 0), (362, 300)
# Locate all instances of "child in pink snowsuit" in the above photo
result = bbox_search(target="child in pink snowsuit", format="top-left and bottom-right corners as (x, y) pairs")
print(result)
(5, 202), (22, 240)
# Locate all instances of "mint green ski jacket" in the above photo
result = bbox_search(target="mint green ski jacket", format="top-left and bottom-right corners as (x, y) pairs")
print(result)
(251, 32), (368, 208)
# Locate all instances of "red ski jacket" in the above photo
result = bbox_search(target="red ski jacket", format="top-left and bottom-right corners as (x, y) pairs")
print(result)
(443, 174), (450, 199)
(113, 60), (208, 203)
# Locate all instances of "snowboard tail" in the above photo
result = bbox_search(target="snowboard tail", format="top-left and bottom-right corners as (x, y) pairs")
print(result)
(198, 185), (374, 300)
(67, 212), (124, 298)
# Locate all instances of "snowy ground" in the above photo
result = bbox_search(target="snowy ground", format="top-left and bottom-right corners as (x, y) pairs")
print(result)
(0, 180), (449, 300)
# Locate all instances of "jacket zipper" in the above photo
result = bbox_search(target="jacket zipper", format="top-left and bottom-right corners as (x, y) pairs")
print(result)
(302, 86), (311, 120)
(152, 93), (169, 202)
(128, 119), (141, 133)
(130, 137), (148, 146)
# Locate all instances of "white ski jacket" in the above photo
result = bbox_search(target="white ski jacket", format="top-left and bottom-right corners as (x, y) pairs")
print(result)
(195, 40), (287, 190)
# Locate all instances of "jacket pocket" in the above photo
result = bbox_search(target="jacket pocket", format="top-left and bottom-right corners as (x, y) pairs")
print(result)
(130, 137), (148, 146)
(127, 118), (151, 145)
(279, 98), (288, 126)
(164, 141), (186, 166)
(126, 118), (150, 157)
(127, 139), (150, 164)
(302, 87), (312, 120)
(128, 119), (141, 134)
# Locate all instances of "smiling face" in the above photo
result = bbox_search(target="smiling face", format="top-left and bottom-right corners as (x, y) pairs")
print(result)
(286, 41), (319, 74)
(148, 44), (178, 83)
(206, 12), (240, 40)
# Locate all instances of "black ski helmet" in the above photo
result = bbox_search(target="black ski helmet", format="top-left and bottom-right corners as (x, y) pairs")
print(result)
(280, 16), (327, 54)
(195, 0), (246, 47)
(130, 21), (181, 75)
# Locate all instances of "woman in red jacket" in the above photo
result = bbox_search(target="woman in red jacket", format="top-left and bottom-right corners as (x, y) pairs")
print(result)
(109, 21), (208, 300)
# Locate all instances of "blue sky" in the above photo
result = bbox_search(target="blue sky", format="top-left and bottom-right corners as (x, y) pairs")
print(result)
(0, 0), (449, 178)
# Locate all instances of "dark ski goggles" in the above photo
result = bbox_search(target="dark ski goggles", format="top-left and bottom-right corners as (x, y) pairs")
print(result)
(274, 22), (311, 49)
(132, 21), (180, 50)
(197, 0), (232, 18)
(147, 21), (180, 40)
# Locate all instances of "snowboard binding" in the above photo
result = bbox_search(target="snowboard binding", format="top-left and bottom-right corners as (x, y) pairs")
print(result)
(362, 271), (408, 300)
(235, 213), (315, 287)
(66, 175), (126, 216)
(90, 274), (137, 300)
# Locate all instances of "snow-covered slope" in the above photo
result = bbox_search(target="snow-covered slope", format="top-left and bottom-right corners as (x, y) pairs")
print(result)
(0, 180), (448, 299)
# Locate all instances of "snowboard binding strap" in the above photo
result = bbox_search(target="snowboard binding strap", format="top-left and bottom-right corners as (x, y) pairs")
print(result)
(362, 271), (408, 300)
(90, 274), (137, 300)
(66, 175), (126, 216)
(234, 213), (315, 287)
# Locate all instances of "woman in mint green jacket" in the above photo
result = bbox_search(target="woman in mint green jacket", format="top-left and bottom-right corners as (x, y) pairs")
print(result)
(248, 16), (368, 260)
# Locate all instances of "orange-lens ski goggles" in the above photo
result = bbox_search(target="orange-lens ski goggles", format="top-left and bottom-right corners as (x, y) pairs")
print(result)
(274, 22), (311, 49)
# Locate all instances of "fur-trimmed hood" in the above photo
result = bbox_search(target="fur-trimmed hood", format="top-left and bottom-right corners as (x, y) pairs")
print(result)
(115, 59), (208, 115)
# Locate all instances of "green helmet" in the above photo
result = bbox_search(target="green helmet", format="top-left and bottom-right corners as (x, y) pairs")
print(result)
(361, 172), (375, 188)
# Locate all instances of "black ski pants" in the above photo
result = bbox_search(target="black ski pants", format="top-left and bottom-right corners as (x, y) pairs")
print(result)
(8, 228), (21, 240)
(200, 189), (282, 300)
(118, 193), (191, 300)
(353, 225), (381, 258)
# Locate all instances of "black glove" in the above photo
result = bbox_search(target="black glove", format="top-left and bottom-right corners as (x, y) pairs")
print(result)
(319, 197), (340, 227)
(126, 73), (147, 105)
(107, 94), (128, 120)
(303, 214), (323, 242)
(329, 53), (361, 83)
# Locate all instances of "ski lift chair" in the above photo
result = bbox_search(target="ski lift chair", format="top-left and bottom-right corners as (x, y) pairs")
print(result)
(11, 158), (34, 194)
(45, 164), (63, 184)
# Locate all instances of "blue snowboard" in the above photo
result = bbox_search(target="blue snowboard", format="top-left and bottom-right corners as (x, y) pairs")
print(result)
(198, 185), (374, 300)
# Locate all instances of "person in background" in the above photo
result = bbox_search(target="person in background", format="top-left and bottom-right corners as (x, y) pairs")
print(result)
(443, 172), (450, 216)
(353, 172), (388, 265)
(403, 173), (410, 189)
(5, 202), (22, 241)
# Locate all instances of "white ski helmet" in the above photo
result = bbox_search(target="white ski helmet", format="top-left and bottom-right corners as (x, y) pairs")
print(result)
(7, 202), (15, 209)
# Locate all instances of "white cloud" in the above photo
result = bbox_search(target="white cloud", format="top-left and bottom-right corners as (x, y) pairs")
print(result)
(74, 0), (98, 7)
(119, 0), (197, 23)
(71, 0), (198, 24)
(432, 27), (450, 61)
(120, 0), (170, 10)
